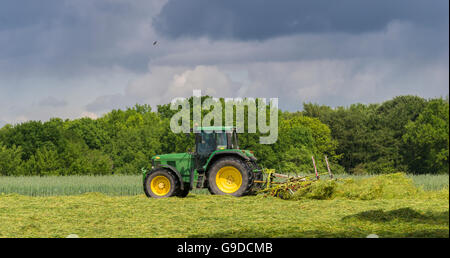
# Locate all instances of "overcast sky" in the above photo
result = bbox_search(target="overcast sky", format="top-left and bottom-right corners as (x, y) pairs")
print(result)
(0, 0), (448, 126)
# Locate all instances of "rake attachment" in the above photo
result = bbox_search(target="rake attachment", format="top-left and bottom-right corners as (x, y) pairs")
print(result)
(257, 156), (335, 199)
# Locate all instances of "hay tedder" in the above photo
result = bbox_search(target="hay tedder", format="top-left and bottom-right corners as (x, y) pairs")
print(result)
(142, 126), (333, 198)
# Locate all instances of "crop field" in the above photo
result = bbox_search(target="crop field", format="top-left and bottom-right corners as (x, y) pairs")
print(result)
(0, 174), (448, 238)
(0, 174), (448, 196)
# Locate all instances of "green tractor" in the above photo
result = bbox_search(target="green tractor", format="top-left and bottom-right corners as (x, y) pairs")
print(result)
(143, 126), (263, 198)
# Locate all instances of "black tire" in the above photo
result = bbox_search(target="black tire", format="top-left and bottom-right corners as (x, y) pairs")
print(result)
(144, 169), (180, 198)
(207, 157), (253, 197)
(247, 161), (263, 194)
(177, 183), (190, 198)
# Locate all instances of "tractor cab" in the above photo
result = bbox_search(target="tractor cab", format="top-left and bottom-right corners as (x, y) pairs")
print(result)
(195, 126), (239, 166)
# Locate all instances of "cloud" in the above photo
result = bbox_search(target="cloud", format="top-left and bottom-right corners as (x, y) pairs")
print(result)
(38, 96), (68, 107)
(85, 93), (138, 113)
(86, 55), (449, 112)
(240, 59), (449, 109)
(148, 21), (448, 67)
(0, 0), (448, 124)
(0, 0), (168, 77)
(0, 65), (139, 124)
(86, 65), (241, 112)
(79, 112), (98, 120)
(154, 0), (448, 40)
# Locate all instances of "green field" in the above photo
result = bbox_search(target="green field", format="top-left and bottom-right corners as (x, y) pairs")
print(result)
(0, 174), (448, 196)
(0, 174), (448, 238)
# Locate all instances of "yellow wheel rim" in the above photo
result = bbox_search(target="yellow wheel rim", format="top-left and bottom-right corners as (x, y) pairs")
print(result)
(150, 175), (171, 196)
(215, 166), (243, 193)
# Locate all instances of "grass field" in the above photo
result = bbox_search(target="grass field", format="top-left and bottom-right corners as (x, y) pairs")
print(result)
(0, 174), (448, 196)
(0, 193), (448, 238)
(0, 173), (448, 238)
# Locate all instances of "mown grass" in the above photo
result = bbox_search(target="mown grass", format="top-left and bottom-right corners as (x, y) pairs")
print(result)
(288, 173), (449, 201)
(0, 174), (448, 196)
(0, 193), (447, 238)
(0, 173), (448, 238)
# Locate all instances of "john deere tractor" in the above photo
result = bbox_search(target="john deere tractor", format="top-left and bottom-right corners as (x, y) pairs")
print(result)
(143, 126), (263, 198)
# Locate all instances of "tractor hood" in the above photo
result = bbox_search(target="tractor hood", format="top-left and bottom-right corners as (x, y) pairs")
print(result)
(152, 153), (193, 162)
(152, 150), (256, 163)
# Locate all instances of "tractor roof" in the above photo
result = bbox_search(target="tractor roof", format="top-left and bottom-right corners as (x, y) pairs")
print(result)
(194, 126), (234, 132)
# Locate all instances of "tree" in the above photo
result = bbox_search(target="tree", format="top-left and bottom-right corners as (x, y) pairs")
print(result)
(0, 95), (446, 176)
(33, 146), (61, 176)
(371, 95), (427, 171)
(403, 98), (449, 174)
(65, 118), (109, 150)
(302, 96), (435, 174)
(0, 144), (25, 176)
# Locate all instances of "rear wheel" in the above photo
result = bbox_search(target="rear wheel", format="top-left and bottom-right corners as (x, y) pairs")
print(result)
(207, 157), (252, 197)
(144, 169), (179, 198)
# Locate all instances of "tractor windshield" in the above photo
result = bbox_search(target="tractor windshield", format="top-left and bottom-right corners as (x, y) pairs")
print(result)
(216, 132), (227, 147)
(197, 132), (216, 156)
(218, 130), (239, 149)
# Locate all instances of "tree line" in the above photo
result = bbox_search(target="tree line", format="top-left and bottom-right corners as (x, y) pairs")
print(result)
(0, 95), (448, 176)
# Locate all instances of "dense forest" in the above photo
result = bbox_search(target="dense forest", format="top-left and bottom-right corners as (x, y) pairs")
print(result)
(0, 95), (448, 176)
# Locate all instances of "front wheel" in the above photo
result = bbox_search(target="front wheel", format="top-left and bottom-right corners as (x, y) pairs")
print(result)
(144, 169), (180, 198)
(207, 157), (252, 197)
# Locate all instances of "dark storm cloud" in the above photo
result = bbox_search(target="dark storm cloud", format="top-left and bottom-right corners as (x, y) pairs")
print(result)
(0, 0), (161, 76)
(154, 0), (449, 40)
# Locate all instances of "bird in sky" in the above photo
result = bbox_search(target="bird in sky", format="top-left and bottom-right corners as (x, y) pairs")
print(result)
(153, 41), (158, 46)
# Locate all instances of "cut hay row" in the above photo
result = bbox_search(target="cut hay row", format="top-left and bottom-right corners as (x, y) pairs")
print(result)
(277, 173), (449, 201)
